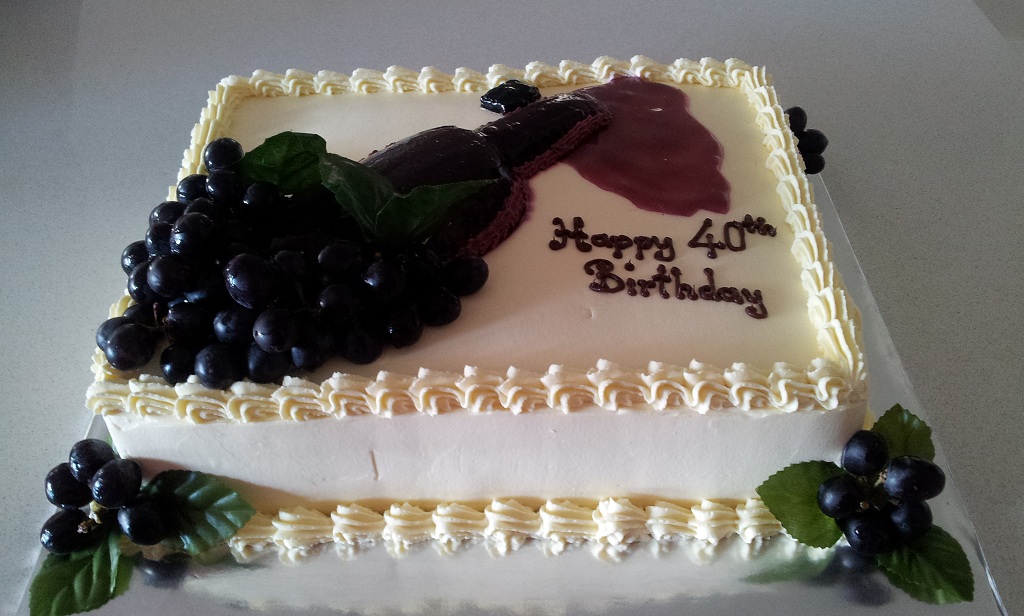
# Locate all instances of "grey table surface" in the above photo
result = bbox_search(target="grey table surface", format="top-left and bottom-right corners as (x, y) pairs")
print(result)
(2, 0), (1021, 613)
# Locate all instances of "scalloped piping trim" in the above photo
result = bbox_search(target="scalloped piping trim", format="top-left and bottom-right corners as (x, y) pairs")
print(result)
(228, 497), (783, 560)
(92, 56), (865, 423)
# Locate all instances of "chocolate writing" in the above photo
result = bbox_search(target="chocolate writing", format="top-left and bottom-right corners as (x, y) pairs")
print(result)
(550, 216), (675, 262)
(687, 215), (777, 259)
(583, 260), (768, 319)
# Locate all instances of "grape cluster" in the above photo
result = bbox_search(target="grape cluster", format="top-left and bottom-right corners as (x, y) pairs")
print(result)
(98, 138), (490, 388)
(785, 107), (829, 174)
(40, 439), (165, 554)
(818, 430), (946, 555)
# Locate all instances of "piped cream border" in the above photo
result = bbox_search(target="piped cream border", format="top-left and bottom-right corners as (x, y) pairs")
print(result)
(88, 56), (866, 424)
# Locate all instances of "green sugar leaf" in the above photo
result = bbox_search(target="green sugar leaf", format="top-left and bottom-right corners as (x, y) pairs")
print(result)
(234, 131), (327, 195)
(872, 404), (935, 461)
(375, 180), (495, 246)
(877, 525), (974, 604)
(319, 152), (394, 241)
(29, 530), (131, 616)
(756, 461), (845, 548)
(145, 470), (255, 556)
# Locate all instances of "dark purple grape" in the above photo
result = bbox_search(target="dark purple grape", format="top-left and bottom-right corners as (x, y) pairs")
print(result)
(252, 308), (297, 353)
(319, 282), (362, 315)
(183, 265), (229, 305)
(205, 169), (245, 206)
(145, 221), (173, 257)
(341, 329), (382, 364)
(241, 182), (283, 213)
(480, 79), (541, 114)
(147, 254), (191, 298)
(161, 345), (197, 385)
(786, 106), (808, 134)
(442, 256), (489, 296)
(121, 240), (150, 275)
(803, 152), (825, 175)
(138, 555), (189, 589)
(164, 302), (212, 346)
(117, 494), (166, 546)
(177, 173), (208, 203)
(104, 323), (156, 371)
(799, 129), (829, 155)
(224, 253), (275, 310)
(40, 508), (100, 554)
(169, 211), (218, 259)
(363, 259), (405, 300)
(398, 249), (441, 291)
(817, 473), (866, 519)
(272, 250), (307, 280)
(202, 137), (244, 173)
(194, 343), (245, 389)
(122, 302), (161, 327)
(318, 241), (364, 280)
(418, 287), (461, 326)
(90, 458), (143, 508)
(291, 344), (327, 372)
(884, 456), (945, 501)
(841, 430), (889, 477)
(68, 439), (116, 484)
(149, 201), (186, 227)
(889, 500), (932, 540)
(45, 463), (93, 509)
(127, 262), (157, 303)
(96, 316), (132, 351)
(840, 511), (896, 555)
(247, 343), (291, 383)
(213, 306), (257, 346)
(387, 305), (423, 348)
(184, 196), (228, 225)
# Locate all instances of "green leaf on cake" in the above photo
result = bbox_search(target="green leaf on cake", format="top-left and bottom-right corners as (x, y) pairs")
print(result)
(29, 530), (131, 616)
(319, 152), (395, 240)
(871, 404), (935, 461)
(877, 525), (974, 604)
(145, 470), (255, 556)
(234, 131), (328, 195)
(756, 461), (844, 548)
(375, 180), (495, 246)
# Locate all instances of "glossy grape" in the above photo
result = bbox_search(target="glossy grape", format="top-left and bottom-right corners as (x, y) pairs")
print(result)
(840, 511), (896, 555)
(442, 255), (488, 296)
(161, 345), (197, 385)
(213, 306), (257, 346)
(480, 79), (541, 114)
(169, 211), (218, 259)
(90, 458), (143, 508)
(889, 499), (932, 540)
(40, 508), (100, 554)
(418, 287), (461, 326)
(149, 201), (186, 227)
(206, 169), (245, 206)
(318, 241), (364, 280)
(318, 282), (361, 315)
(841, 430), (889, 477)
(121, 240), (150, 275)
(122, 302), (160, 327)
(146, 254), (191, 298)
(145, 221), (173, 256)
(224, 253), (275, 310)
(68, 439), (116, 484)
(241, 182), (282, 213)
(164, 302), (212, 346)
(104, 322), (156, 371)
(252, 307), (297, 353)
(247, 343), (291, 383)
(387, 305), (423, 348)
(96, 316), (131, 352)
(341, 329), (382, 365)
(127, 262), (156, 304)
(117, 495), (166, 546)
(176, 173), (208, 203)
(194, 343), (245, 389)
(363, 259), (405, 300)
(45, 462), (93, 509)
(884, 456), (945, 501)
(817, 473), (866, 519)
(202, 137), (244, 172)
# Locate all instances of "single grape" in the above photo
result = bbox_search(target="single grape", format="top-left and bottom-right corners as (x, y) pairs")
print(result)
(104, 322), (156, 371)
(319, 282), (362, 315)
(176, 173), (208, 203)
(161, 345), (197, 385)
(68, 439), (117, 484)
(883, 456), (945, 501)
(121, 240), (150, 275)
(205, 169), (245, 206)
(418, 287), (461, 326)
(252, 307), (297, 353)
(117, 494), (166, 546)
(90, 458), (143, 508)
(442, 255), (489, 296)
(40, 508), (100, 554)
(164, 302), (212, 346)
(841, 430), (889, 477)
(202, 137), (244, 173)
(138, 555), (189, 589)
(803, 152), (825, 175)
(387, 304), (423, 348)
(341, 328), (383, 364)
(889, 499), (932, 540)
(272, 250), (307, 281)
(96, 316), (132, 352)
(241, 182), (283, 214)
(169, 211), (218, 259)
(147, 254), (191, 298)
(149, 201), (186, 227)
(145, 221), (173, 257)
(224, 253), (275, 310)
(183, 265), (229, 305)
(363, 259), (405, 300)
(786, 106), (808, 134)
(45, 462), (93, 509)
(194, 343), (245, 389)
(127, 262), (157, 304)
(213, 306), (257, 346)
(840, 511), (896, 555)
(799, 128), (829, 155)
(122, 302), (160, 327)
(247, 343), (291, 383)
(183, 196), (227, 224)
(318, 241), (364, 279)
(817, 473), (866, 519)
(291, 344), (327, 372)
